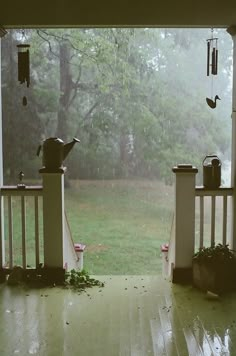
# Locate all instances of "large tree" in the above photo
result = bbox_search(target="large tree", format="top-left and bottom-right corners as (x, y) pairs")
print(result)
(1, 28), (232, 183)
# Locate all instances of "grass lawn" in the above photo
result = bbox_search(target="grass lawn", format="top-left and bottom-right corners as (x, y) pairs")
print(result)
(65, 180), (174, 275)
(64, 181), (230, 275)
(3, 179), (174, 275)
(4, 179), (229, 276)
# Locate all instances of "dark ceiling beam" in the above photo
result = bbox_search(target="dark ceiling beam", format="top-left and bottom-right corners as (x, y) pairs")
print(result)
(0, 0), (236, 27)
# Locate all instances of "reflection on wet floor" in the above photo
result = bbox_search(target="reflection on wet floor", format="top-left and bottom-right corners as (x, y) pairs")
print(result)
(0, 276), (236, 355)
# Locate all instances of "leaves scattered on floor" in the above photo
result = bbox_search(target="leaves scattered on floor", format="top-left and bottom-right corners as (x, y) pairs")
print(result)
(65, 269), (105, 292)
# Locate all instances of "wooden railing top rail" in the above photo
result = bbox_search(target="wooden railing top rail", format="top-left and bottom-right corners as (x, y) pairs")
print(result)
(195, 186), (233, 197)
(0, 185), (43, 197)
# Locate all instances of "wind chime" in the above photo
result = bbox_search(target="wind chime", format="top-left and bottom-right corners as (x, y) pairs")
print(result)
(206, 30), (220, 109)
(17, 31), (30, 106)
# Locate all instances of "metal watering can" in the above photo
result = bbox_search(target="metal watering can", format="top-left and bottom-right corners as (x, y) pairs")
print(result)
(37, 137), (80, 172)
(203, 154), (221, 189)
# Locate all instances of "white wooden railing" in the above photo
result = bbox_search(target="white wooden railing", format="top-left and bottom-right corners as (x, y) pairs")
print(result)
(170, 165), (234, 283)
(0, 173), (81, 283)
(195, 187), (233, 250)
(0, 186), (43, 270)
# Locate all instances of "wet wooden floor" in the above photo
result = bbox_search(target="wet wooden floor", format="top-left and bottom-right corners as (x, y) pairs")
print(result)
(0, 275), (236, 355)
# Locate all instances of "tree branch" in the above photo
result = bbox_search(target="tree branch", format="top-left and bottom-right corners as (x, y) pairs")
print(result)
(36, 30), (59, 59)
(75, 101), (100, 137)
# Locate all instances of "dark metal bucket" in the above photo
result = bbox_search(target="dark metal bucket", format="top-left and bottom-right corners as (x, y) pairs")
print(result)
(203, 155), (221, 189)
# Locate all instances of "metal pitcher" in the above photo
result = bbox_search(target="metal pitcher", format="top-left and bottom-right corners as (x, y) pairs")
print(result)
(37, 137), (80, 172)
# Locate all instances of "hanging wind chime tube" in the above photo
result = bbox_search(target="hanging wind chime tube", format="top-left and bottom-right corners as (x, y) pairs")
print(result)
(17, 43), (30, 106)
(206, 36), (218, 76)
(206, 31), (220, 109)
(17, 44), (30, 87)
(207, 40), (210, 76)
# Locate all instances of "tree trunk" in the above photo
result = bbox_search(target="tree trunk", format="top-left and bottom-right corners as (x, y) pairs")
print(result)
(119, 128), (129, 177)
(2, 31), (19, 183)
(56, 41), (74, 187)
(56, 41), (73, 140)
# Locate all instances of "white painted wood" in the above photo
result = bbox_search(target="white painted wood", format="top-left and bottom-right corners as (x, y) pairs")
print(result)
(199, 196), (204, 249)
(1, 189), (43, 270)
(21, 196), (26, 268)
(231, 118), (236, 250)
(41, 172), (65, 268)
(0, 41), (3, 187)
(0, 40), (5, 268)
(210, 196), (216, 247)
(173, 167), (198, 269)
(64, 212), (80, 271)
(195, 187), (233, 197)
(0, 195), (4, 267)
(223, 195), (227, 245)
(166, 214), (175, 278)
(77, 251), (84, 270)
(195, 188), (232, 250)
(34, 196), (40, 267)
(0, 186), (43, 196)
(7, 196), (13, 269)
(227, 27), (236, 251)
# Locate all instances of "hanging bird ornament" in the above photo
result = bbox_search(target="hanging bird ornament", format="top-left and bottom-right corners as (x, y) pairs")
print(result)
(206, 29), (220, 109)
(206, 95), (221, 109)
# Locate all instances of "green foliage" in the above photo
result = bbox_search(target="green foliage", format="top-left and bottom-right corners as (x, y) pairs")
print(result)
(193, 244), (236, 265)
(2, 28), (232, 183)
(65, 269), (104, 290)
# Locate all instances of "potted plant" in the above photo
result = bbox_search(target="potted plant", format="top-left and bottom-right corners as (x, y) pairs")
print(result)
(192, 243), (236, 294)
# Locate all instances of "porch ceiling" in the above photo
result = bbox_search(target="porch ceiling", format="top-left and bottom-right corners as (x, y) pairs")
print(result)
(0, 0), (236, 28)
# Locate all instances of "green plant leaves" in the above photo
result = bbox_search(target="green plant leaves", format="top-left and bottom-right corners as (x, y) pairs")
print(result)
(193, 243), (236, 265)
(65, 269), (104, 290)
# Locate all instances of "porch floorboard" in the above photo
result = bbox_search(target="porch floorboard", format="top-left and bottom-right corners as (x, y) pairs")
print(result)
(0, 275), (236, 355)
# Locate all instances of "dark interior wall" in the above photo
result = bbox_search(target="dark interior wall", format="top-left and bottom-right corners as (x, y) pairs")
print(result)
(0, 0), (236, 27)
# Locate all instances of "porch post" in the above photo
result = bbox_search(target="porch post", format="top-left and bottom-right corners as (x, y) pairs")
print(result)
(227, 26), (236, 251)
(40, 169), (66, 283)
(0, 37), (6, 278)
(172, 165), (198, 283)
(0, 40), (3, 187)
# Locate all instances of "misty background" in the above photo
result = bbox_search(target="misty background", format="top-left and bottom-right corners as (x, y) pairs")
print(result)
(1, 28), (233, 185)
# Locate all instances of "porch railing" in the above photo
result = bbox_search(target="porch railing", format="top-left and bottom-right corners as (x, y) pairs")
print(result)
(0, 173), (82, 282)
(170, 165), (234, 283)
(0, 186), (43, 270)
(195, 187), (233, 250)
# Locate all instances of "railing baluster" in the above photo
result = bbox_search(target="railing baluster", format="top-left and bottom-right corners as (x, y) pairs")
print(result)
(211, 195), (216, 246)
(8, 196), (13, 269)
(199, 196), (204, 249)
(21, 196), (26, 269)
(0, 195), (5, 268)
(195, 188), (233, 251)
(0, 186), (43, 271)
(222, 195), (227, 245)
(34, 196), (40, 267)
